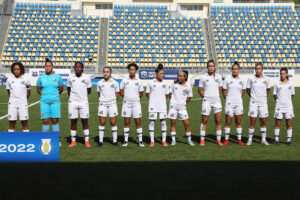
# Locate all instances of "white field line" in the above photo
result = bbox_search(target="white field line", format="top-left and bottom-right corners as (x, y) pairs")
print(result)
(0, 97), (202, 120)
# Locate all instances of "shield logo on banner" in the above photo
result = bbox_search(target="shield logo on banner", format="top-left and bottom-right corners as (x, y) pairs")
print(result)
(40, 139), (53, 155)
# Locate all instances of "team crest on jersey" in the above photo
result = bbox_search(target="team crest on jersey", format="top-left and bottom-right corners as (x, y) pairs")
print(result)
(110, 84), (114, 88)
(53, 78), (57, 82)
(206, 79), (209, 82)
(239, 81), (243, 85)
(101, 84), (105, 87)
(135, 82), (139, 86)
(263, 80), (267, 85)
(230, 81), (233, 84)
(288, 86), (292, 90)
(162, 84), (166, 88)
(153, 84), (156, 88)
(21, 81), (25, 85)
(175, 87), (178, 90)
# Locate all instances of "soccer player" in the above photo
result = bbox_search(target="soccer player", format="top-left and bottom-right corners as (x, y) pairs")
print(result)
(6, 62), (31, 132)
(168, 70), (194, 146)
(198, 60), (223, 146)
(67, 61), (92, 148)
(120, 63), (144, 147)
(222, 61), (246, 146)
(146, 64), (169, 147)
(273, 68), (295, 146)
(246, 62), (270, 146)
(97, 66), (120, 147)
(36, 58), (63, 135)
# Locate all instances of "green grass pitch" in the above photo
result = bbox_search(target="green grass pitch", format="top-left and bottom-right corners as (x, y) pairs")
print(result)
(0, 86), (299, 162)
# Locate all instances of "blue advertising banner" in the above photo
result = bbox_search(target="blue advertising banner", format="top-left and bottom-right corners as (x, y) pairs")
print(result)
(63, 79), (122, 87)
(194, 79), (200, 87)
(0, 132), (59, 162)
(0, 78), (7, 87)
(139, 69), (179, 80)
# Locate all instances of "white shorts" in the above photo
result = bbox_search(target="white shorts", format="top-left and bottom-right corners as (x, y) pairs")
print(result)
(274, 106), (294, 120)
(201, 98), (222, 115)
(122, 102), (142, 118)
(168, 106), (189, 120)
(225, 102), (243, 117)
(68, 101), (89, 119)
(98, 102), (118, 118)
(8, 104), (29, 121)
(248, 101), (268, 118)
(149, 112), (167, 120)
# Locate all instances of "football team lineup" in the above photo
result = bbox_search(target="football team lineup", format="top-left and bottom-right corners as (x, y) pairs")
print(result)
(1, 59), (299, 162)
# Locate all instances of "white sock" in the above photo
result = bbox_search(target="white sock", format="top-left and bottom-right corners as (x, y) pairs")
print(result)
(287, 129), (292, 142)
(200, 131), (206, 140)
(99, 126), (105, 143)
(248, 128), (254, 141)
(260, 127), (267, 141)
(112, 126), (118, 143)
(161, 121), (167, 142)
(23, 129), (29, 132)
(274, 129), (280, 142)
(71, 130), (76, 142)
(236, 128), (242, 140)
(171, 132), (176, 142)
(124, 128), (130, 142)
(137, 128), (143, 142)
(216, 130), (222, 140)
(224, 127), (230, 140)
(84, 129), (89, 142)
(186, 132), (192, 142)
(149, 120), (155, 142)
(8, 129), (14, 132)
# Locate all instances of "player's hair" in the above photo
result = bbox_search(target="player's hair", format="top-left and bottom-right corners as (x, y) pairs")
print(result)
(255, 62), (263, 69)
(127, 62), (139, 70)
(155, 63), (164, 73)
(207, 60), (215, 68)
(103, 66), (112, 73)
(11, 62), (25, 75)
(280, 67), (289, 80)
(45, 58), (53, 66)
(174, 70), (188, 83)
(74, 61), (84, 68)
(232, 61), (240, 69)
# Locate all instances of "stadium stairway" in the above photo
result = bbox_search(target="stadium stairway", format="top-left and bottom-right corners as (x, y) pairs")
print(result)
(0, 0), (14, 59)
(98, 17), (108, 72)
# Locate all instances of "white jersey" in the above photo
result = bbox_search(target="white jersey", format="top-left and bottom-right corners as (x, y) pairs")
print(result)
(97, 78), (120, 103)
(246, 75), (270, 104)
(223, 75), (246, 105)
(120, 76), (143, 104)
(170, 82), (193, 109)
(67, 73), (92, 102)
(198, 73), (222, 101)
(273, 80), (294, 111)
(146, 78), (169, 112)
(6, 76), (31, 106)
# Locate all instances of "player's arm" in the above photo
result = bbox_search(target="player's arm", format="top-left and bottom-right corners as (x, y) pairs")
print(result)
(59, 85), (64, 94)
(246, 88), (251, 97)
(222, 89), (227, 99)
(273, 94), (277, 100)
(146, 93), (150, 99)
(120, 89), (124, 97)
(115, 92), (119, 100)
(27, 87), (31, 99)
(266, 88), (270, 95)
(186, 97), (191, 103)
(67, 87), (71, 96)
(7, 89), (10, 96)
(37, 87), (42, 95)
(198, 87), (204, 98)
(169, 92), (172, 99)
(139, 91), (143, 98)
(87, 88), (91, 95)
(219, 87), (222, 94)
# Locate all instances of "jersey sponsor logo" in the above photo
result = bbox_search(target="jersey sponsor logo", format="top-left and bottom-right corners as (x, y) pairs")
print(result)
(40, 139), (53, 155)
(81, 79), (86, 83)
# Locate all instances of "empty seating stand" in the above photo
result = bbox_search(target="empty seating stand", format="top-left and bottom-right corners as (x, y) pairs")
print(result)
(107, 5), (208, 68)
(0, 3), (100, 68)
(211, 5), (300, 68)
